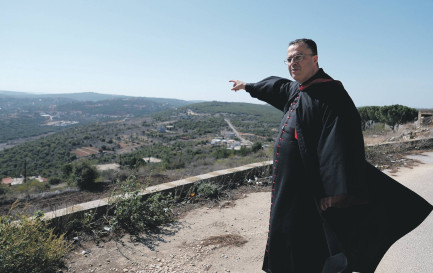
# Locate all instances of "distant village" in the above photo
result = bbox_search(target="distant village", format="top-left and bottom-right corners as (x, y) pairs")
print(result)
(1, 176), (47, 186)
(211, 131), (246, 150)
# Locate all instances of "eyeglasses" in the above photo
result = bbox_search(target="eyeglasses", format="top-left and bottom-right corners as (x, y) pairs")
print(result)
(284, 54), (314, 65)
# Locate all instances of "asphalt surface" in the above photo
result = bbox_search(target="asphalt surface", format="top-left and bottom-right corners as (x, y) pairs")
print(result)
(375, 151), (433, 273)
(224, 118), (252, 146)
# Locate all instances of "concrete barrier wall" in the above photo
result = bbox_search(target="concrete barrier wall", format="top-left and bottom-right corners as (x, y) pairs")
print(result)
(43, 161), (273, 223)
(366, 137), (433, 153)
(44, 136), (433, 223)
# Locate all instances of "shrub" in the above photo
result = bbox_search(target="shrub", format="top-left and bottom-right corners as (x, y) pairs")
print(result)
(109, 176), (174, 234)
(197, 182), (220, 198)
(212, 148), (233, 159)
(0, 212), (71, 273)
(61, 164), (73, 179)
(48, 177), (61, 185)
(0, 184), (9, 195)
(252, 142), (263, 153)
(70, 160), (98, 190)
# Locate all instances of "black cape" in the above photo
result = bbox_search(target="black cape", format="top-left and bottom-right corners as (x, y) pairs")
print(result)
(246, 69), (432, 273)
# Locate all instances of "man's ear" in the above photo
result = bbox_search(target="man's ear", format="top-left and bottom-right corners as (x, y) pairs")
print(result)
(313, 55), (318, 65)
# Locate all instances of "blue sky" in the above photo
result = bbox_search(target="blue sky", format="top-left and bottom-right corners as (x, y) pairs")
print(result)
(1, 0), (432, 108)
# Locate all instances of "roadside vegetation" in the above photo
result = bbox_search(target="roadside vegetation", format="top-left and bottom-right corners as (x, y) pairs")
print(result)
(0, 174), (242, 272)
(0, 205), (71, 273)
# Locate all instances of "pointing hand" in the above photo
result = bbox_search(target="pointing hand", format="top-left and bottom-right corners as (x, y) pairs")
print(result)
(229, 80), (246, 91)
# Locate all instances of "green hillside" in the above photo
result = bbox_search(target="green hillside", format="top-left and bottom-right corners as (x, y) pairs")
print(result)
(0, 101), (279, 179)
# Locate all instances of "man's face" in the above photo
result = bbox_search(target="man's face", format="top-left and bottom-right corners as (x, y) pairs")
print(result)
(286, 43), (319, 84)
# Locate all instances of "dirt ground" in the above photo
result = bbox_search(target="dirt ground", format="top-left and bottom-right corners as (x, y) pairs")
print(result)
(65, 190), (270, 273)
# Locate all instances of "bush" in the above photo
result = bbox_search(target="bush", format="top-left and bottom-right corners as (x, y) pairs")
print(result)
(109, 176), (174, 234)
(212, 148), (233, 159)
(70, 160), (98, 190)
(0, 212), (70, 273)
(0, 184), (9, 195)
(252, 142), (263, 153)
(61, 164), (73, 179)
(48, 177), (61, 185)
(197, 182), (220, 198)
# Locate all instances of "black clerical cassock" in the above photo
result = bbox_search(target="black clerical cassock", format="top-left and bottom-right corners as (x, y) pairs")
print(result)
(245, 69), (432, 273)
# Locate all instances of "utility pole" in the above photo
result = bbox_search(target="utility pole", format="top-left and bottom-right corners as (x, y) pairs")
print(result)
(24, 159), (27, 183)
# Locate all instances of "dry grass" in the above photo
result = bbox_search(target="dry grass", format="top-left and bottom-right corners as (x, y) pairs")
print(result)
(200, 234), (248, 248)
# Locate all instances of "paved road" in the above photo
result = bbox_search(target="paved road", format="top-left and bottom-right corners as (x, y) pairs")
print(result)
(375, 151), (433, 273)
(224, 118), (252, 146)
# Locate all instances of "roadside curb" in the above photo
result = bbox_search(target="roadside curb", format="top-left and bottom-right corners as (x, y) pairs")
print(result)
(43, 161), (273, 222)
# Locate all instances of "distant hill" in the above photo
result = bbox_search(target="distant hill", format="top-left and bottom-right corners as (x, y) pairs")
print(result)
(0, 90), (192, 111)
(38, 92), (128, 101)
(0, 90), (33, 97)
(0, 90), (128, 101)
(55, 97), (192, 116)
(0, 91), (195, 143)
(153, 101), (281, 121)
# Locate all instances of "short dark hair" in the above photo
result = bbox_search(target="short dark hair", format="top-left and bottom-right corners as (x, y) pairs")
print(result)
(289, 38), (318, 55)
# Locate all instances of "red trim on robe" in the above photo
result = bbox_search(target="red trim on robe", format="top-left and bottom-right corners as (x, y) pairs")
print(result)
(299, 78), (334, 91)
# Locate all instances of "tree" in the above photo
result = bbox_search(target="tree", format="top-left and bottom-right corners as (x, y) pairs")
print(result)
(358, 106), (380, 130)
(212, 148), (232, 159)
(0, 184), (8, 195)
(70, 160), (98, 190)
(377, 104), (418, 131)
(238, 145), (250, 156)
(252, 142), (263, 153)
(48, 177), (61, 185)
(61, 164), (73, 178)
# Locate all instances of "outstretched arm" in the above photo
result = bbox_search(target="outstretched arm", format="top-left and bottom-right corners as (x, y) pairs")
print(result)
(229, 77), (295, 111)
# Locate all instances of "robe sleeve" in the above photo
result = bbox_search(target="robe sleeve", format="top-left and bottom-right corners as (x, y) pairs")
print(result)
(245, 76), (295, 111)
(315, 84), (368, 206)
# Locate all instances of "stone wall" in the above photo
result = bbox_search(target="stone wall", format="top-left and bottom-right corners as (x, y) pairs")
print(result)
(366, 137), (433, 153)
(44, 161), (273, 224)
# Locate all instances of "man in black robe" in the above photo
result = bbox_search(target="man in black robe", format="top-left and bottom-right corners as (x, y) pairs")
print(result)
(230, 38), (432, 273)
